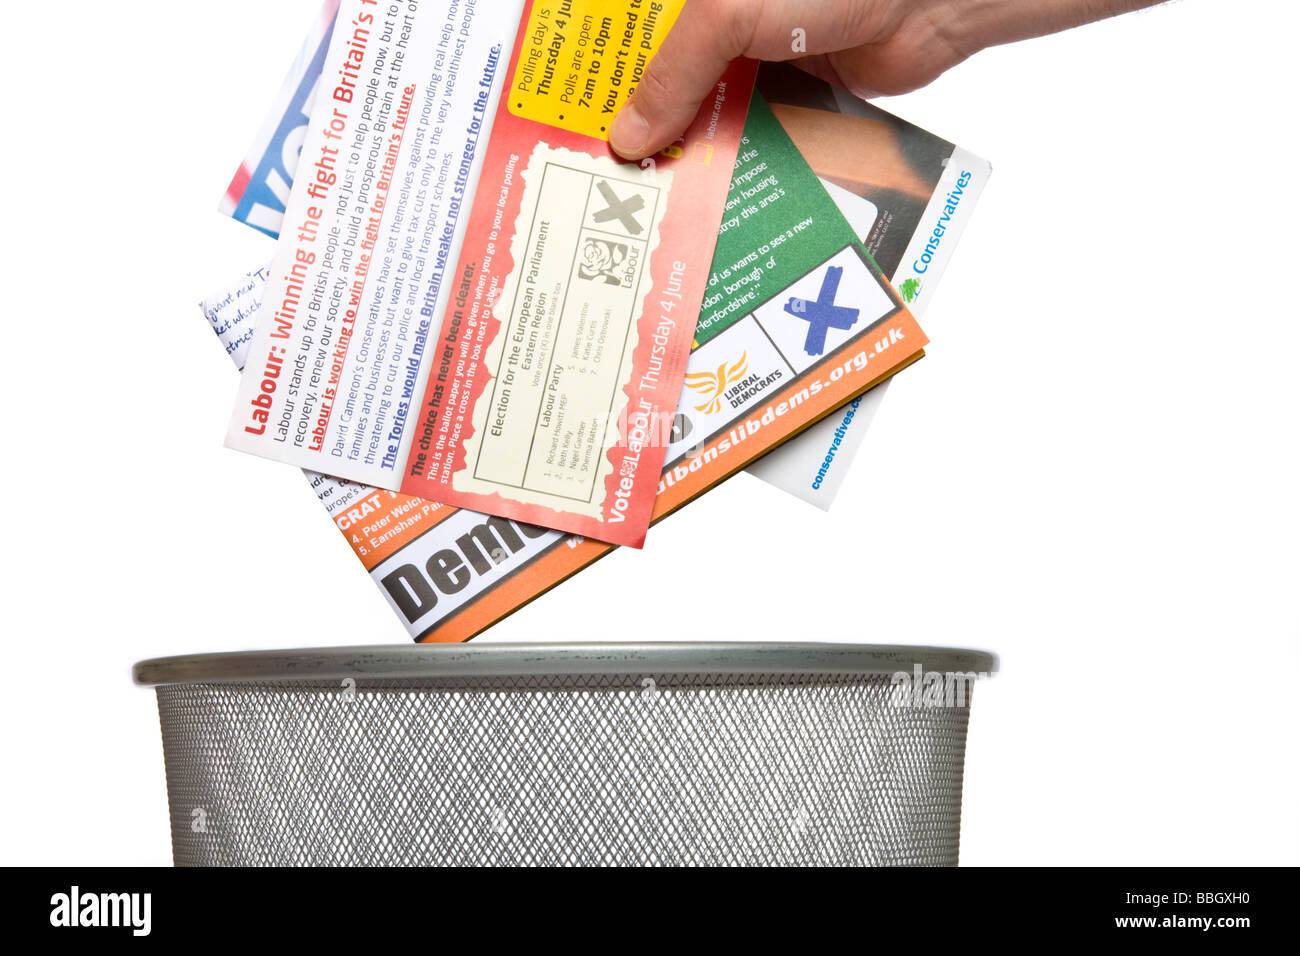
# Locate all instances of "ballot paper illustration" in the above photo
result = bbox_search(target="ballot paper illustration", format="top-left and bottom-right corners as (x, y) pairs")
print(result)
(224, 0), (755, 549)
(439, 141), (673, 530)
(205, 91), (928, 642)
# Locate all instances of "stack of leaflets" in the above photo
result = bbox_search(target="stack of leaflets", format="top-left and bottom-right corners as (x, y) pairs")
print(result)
(204, 0), (987, 642)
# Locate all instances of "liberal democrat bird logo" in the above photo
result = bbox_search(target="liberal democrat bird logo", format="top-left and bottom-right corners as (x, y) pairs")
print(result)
(683, 352), (749, 415)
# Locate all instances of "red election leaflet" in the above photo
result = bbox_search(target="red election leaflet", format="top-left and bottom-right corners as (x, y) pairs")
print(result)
(226, 0), (754, 549)
(401, 1), (753, 547)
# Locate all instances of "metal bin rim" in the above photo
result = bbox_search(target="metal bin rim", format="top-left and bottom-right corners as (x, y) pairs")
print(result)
(134, 642), (998, 686)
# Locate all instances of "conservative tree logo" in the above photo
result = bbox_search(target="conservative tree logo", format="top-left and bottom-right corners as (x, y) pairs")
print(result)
(899, 277), (921, 303)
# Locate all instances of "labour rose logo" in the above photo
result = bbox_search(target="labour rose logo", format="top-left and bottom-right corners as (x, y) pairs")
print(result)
(578, 238), (628, 285)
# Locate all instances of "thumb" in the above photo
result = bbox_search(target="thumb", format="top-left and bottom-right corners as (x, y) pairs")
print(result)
(609, 1), (753, 160)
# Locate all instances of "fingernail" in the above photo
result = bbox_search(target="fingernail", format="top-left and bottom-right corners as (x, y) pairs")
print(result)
(609, 102), (649, 158)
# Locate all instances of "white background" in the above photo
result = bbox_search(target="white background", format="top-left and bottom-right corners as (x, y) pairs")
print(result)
(1, 0), (1295, 865)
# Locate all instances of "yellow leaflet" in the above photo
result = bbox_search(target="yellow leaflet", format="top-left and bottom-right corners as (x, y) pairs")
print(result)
(509, 0), (686, 138)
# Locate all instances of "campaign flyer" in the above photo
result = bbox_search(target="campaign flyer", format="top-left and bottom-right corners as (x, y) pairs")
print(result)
(398, 1), (754, 547)
(218, 0), (340, 238)
(204, 91), (928, 642)
(224, 0), (755, 549)
(224, 0), (525, 500)
(745, 63), (990, 507)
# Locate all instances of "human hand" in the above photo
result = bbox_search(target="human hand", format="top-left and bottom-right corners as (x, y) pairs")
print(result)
(609, 0), (1161, 160)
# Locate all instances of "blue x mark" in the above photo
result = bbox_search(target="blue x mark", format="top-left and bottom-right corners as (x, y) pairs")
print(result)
(783, 266), (860, 355)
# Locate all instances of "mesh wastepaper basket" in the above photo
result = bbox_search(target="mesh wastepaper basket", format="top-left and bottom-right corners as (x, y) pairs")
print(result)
(134, 642), (996, 866)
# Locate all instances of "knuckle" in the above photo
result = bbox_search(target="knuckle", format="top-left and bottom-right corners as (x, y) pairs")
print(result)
(706, 0), (759, 57)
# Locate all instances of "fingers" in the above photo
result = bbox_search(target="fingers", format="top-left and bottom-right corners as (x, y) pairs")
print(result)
(792, 53), (886, 100)
(609, 0), (757, 160)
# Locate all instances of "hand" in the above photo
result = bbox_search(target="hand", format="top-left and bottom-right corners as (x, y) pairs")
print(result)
(609, 0), (1161, 160)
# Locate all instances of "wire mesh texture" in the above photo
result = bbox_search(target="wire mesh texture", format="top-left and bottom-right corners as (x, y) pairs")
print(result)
(141, 645), (993, 866)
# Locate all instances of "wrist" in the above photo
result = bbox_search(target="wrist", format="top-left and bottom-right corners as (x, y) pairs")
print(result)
(934, 0), (1162, 57)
